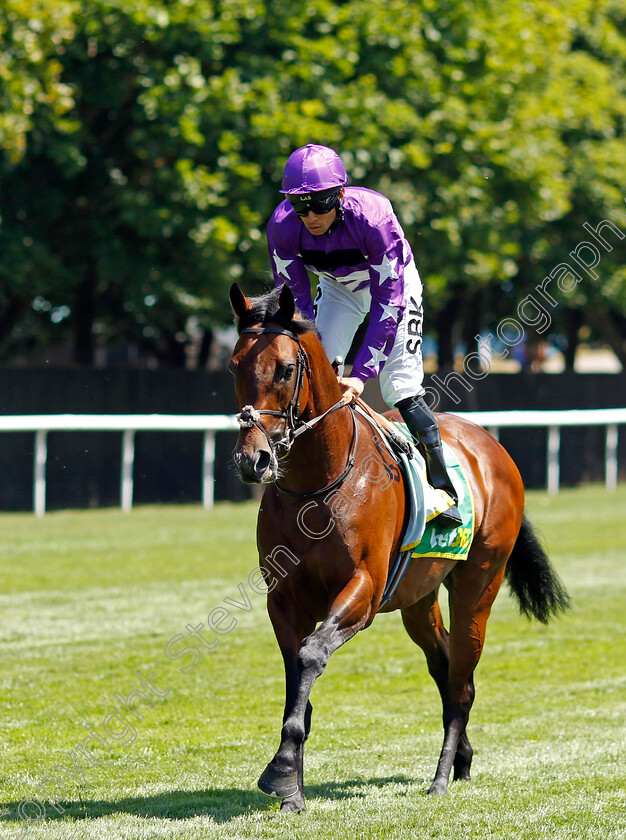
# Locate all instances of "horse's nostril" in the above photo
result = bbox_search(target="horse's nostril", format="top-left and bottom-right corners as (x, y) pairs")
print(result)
(254, 449), (271, 475)
(233, 447), (273, 483)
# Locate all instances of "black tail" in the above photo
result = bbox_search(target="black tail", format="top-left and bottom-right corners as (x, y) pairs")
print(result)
(505, 515), (571, 624)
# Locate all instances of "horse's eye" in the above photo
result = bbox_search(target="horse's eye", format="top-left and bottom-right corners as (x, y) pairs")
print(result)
(281, 364), (296, 382)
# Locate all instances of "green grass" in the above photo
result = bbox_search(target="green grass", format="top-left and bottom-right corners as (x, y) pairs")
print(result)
(0, 485), (625, 839)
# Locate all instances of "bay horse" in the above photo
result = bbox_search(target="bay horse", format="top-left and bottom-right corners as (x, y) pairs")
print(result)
(229, 282), (570, 814)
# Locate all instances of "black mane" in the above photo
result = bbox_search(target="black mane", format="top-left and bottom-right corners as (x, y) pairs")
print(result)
(234, 286), (317, 336)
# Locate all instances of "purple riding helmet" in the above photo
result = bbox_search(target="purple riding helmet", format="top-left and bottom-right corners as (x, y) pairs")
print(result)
(280, 144), (348, 194)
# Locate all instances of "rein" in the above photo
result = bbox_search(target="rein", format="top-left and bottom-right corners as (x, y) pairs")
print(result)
(276, 404), (359, 500)
(235, 325), (355, 499)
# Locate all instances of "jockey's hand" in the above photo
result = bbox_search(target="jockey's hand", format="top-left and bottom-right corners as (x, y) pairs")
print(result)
(337, 376), (364, 404)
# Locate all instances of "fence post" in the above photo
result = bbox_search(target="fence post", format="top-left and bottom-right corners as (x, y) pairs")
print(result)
(547, 425), (561, 495)
(606, 424), (618, 491)
(120, 429), (136, 513)
(202, 431), (216, 510)
(33, 429), (48, 517)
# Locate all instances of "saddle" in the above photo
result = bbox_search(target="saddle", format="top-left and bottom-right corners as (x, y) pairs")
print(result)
(353, 399), (454, 526)
(352, 399), (413, 460)
(353, 400), (475, 606)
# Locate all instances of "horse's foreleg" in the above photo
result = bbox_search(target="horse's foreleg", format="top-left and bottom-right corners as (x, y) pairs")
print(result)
(259, 570), (375, 812)
(428, 565), (506, 795)
(262, 591), (315, 812)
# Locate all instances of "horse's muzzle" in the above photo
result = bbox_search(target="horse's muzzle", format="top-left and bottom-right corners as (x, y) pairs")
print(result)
(233, 445), (278, 484)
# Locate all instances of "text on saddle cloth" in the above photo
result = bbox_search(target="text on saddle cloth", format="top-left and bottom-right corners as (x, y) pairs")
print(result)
(386, 419), (476, 560)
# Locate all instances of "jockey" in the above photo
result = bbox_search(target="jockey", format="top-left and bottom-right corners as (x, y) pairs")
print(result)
(267, 143), (462, 528)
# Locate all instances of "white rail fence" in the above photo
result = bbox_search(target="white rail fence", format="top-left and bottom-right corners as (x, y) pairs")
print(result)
(0, 409), (624, 516)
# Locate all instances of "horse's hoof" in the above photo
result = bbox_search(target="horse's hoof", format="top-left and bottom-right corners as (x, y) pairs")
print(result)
(280, 795), (306, 814)
(258, 765), (299, 799)
(427, 780), (449, 795)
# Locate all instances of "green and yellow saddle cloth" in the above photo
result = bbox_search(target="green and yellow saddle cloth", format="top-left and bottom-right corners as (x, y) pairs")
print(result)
(380, 421), (475, 604)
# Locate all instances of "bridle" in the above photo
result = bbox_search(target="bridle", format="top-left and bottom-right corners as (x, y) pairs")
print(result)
(235, 325), (358, 499)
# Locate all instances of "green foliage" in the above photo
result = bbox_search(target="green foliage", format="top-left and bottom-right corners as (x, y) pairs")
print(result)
(0, 0), (624, 366)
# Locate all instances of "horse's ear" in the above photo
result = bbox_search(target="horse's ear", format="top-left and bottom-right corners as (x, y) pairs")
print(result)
(278, 284), (295, 322)
(230, 283), (253, 318)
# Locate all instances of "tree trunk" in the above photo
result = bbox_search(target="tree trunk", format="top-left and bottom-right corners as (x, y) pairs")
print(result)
(196, 327), (213, 369)
(460, 289), (484, 359)
(586, 307), (626, 368)
(0, 293), (29, 354)
(436, 296), (463, 369)
(72, 263), (96, 366)
(563, 309), (582, 371)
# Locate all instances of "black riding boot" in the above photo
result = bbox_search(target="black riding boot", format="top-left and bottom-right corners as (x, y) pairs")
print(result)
(396, 395), (463, 528)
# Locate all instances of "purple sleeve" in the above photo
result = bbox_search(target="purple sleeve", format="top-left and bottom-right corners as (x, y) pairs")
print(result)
(267, 208), (315, 320)
(350, 216), (408, 382)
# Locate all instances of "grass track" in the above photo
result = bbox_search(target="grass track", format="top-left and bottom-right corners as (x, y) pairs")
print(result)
(0, 485), (625, 839)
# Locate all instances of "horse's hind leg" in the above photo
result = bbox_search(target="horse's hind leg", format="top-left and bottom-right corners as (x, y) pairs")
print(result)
(401, 589), (473, 787)
(428, 562), (507, 795)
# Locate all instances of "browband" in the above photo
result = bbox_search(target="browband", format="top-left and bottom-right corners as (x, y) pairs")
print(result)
(241, 326), (301, 343)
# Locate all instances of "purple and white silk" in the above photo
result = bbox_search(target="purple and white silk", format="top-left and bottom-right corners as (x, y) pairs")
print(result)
(267, 186), (424, 400)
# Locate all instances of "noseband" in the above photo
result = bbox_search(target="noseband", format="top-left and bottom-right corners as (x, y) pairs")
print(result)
(235, 325), (357, 499)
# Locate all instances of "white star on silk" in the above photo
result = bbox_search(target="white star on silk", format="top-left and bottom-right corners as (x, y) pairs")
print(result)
(365, 344), (389, 372)
(370, 255), (398, 283)
(272, 250), (293, 279)
(379, 302), (400, 322)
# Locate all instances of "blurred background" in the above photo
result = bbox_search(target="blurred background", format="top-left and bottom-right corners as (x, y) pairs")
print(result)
(1, 0), (625, 509)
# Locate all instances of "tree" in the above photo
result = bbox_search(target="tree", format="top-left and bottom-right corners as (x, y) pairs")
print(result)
(1, 0), (624, 367)
(0, 0), (77, 354)
(1, 0), (274, 365)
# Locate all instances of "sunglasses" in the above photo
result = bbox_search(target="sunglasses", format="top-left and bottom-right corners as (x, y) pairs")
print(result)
(287, 188), (342, 217)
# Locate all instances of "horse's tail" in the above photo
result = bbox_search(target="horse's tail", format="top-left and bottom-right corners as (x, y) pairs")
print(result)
(505, 515), (571, 624)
